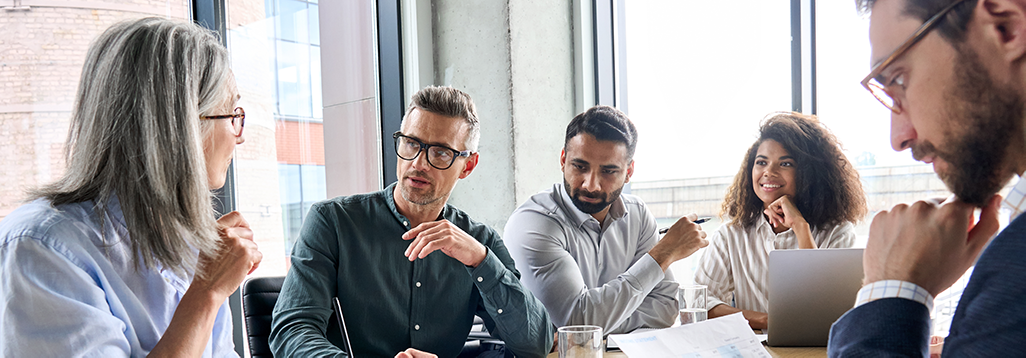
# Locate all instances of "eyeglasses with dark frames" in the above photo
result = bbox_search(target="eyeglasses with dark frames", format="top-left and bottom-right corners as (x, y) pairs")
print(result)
(201, 107), (245, 137)
(861, 0), (968, 113)
(393, 131), (473, 170)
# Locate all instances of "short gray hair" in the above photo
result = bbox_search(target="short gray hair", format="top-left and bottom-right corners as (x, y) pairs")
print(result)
(401, 86), (481, 152)
(31, 17), (233, 276)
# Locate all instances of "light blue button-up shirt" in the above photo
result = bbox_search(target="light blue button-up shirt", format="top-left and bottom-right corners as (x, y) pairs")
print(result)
(0, 198), (235, 357)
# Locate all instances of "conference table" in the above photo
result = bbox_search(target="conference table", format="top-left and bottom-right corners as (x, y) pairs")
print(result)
(545, 345), (826, 357)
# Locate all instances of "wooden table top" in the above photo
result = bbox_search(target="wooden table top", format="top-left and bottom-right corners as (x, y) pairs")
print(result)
(545, 344), (826, 358)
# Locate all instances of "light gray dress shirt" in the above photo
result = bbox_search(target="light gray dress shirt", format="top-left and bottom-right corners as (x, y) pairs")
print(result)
(503, 183), (678, 334)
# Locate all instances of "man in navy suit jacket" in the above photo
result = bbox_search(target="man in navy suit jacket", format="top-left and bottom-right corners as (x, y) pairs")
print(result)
(828, 0), (1026, 356)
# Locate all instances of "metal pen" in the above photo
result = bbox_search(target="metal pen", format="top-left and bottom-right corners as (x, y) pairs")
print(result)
(658, 217), (711, 234)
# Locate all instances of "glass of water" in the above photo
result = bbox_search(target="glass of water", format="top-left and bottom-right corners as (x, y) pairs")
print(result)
(678, 284), (708, 325)
(557, 325), (603, 358)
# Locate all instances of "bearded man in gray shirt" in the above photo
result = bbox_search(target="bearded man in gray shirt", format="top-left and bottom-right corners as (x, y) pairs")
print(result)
(503, 105), (708, 334)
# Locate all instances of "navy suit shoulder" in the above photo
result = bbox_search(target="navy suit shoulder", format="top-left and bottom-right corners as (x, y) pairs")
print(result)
(943, 214), (1026, 356)
(828, 214), (1026, 357)
(828, 298), (930, 357)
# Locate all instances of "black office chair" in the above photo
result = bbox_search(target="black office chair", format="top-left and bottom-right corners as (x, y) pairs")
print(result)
(242, 276), (286, 358)
(243, 276), (346, 357)
(242, 276), (506, 358)
(460, 316), (510, 358)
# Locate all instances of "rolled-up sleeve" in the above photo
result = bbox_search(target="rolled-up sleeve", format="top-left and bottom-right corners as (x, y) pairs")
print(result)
(470, 238), (554, 358)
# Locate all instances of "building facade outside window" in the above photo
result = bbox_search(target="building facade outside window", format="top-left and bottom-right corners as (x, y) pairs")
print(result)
(0, 1), (192, 221)
(228, 0), (325, 277)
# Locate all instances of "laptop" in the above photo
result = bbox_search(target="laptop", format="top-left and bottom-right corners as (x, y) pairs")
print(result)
(766, 248), (864, 347)
(332, 297), (356, 357)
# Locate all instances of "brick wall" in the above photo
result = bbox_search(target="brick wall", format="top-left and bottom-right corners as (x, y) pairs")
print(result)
(275, 120), (324, 165)
(0, 3), (190, 219)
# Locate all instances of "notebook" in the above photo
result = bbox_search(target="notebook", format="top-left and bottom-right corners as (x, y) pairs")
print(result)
(766, 248), (864, 347)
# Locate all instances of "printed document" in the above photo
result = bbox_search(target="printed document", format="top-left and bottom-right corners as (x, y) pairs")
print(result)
(608, 312), (771, 358)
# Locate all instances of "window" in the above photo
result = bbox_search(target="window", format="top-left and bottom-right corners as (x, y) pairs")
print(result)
(623, 0), (793, 284)
(622, 0), (1010, 337)
(227, 0), (326, 276)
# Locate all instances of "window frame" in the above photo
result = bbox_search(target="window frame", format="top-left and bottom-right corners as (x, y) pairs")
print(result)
(199, 0), (823, 354)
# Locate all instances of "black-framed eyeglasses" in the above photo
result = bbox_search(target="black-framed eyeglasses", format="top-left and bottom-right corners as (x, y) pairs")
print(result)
(201, 107), (245, 137)
(861, 0), (968, 113)
(393, 131), (473, 170)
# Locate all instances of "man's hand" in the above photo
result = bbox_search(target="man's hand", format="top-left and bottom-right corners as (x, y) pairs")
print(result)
(649, 214), (709, 271)
(864, 195), (1001, 296)
(395, 348), (437, 358)
(403, 219), (487, 267)
(191, 211), (263, 301)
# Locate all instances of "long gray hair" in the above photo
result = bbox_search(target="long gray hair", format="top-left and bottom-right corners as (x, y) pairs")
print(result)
(32, 17), (234, 276)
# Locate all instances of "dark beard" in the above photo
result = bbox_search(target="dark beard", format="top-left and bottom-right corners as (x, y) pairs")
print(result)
(931, 48), (1022, 206)
(564, 178), (622, 215)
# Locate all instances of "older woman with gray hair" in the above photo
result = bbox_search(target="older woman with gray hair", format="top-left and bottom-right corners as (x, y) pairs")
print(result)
(0, 17), (262, 357)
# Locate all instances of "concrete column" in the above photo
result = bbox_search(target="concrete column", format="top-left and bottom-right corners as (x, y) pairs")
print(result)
(433, 0), (575, 232)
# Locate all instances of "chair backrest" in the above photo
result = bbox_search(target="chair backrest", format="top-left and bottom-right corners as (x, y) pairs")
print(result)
(242, 276), (286, 358)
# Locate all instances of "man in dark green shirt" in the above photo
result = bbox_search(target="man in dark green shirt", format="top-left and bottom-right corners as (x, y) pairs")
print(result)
(269, 86), (554, 358)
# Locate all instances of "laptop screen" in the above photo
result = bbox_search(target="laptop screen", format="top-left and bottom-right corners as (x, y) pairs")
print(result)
(766, 248), (864, 347)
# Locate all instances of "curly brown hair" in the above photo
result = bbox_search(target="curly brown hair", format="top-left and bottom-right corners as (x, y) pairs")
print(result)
(722, 112), (868, 229)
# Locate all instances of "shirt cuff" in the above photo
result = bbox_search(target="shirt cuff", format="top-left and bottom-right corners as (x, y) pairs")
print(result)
(467, 248), (505, 292)
(622, 254), (666, 292)
(854, 280), (934, 311)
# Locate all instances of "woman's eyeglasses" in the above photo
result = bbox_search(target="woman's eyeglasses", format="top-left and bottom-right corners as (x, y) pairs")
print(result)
(201, 107), (245, 137)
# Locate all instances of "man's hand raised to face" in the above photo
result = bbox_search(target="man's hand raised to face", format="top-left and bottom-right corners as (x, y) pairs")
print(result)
(403, 219), (488, 267)
(864, 195), (1002, 296)
(649, 213), (709, 272)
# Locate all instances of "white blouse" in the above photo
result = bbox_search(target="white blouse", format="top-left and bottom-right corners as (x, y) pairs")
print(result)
(694, 218), (856, 312)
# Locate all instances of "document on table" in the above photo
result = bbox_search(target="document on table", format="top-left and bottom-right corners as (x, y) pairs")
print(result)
(608, 312), (771, 358)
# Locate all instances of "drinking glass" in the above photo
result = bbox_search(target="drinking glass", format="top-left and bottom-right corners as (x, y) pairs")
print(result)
(679, 284), (708, 325)
(557, 325), (603, 358)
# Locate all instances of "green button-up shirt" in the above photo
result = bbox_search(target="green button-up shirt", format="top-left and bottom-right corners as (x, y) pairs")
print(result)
(270, 183), (553, 358)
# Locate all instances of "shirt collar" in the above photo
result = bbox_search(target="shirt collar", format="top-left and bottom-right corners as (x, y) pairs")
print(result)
(106, 194), (127, 229)
(1002, 172), (1026, 221)
(384, 182), (450, 228)
(556, 183), (629, 229)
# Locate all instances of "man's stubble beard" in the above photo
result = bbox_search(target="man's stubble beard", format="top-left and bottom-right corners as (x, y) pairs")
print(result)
(400, 170), (445, 206)
(931, 47), (1023, 206)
